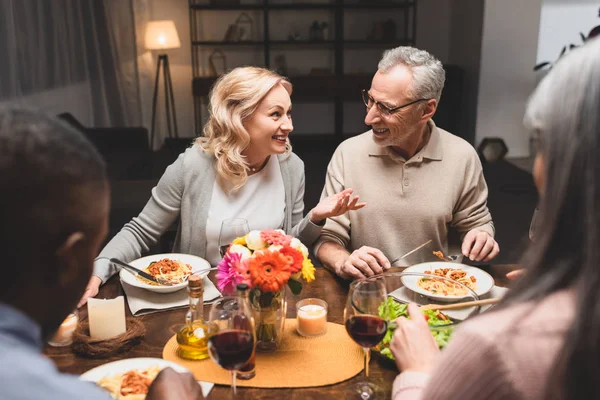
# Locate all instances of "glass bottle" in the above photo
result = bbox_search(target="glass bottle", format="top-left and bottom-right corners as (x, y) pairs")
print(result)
(235, 283), (256, 380)
(177, 275), (212, 360)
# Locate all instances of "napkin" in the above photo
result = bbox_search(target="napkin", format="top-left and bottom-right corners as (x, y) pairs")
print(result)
(388, 285), (508, 321)
(121, 277), (222, 316)
(198, 382), (213, 398)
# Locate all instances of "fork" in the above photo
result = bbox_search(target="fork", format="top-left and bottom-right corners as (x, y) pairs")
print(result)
(432, 250), (460, 262)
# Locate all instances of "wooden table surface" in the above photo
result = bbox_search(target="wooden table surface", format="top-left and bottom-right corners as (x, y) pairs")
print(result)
(45, 265), (518, 399)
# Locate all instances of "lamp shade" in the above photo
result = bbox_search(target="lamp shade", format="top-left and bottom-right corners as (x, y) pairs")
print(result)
(145, 20), (181, 50)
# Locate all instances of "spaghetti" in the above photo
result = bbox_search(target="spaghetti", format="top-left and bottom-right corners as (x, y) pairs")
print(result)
(97, 365), (161, 399)
(136, 258), (192, 286)
(417, 267), (477, 296)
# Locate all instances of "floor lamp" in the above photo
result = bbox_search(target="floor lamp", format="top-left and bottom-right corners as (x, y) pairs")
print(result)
(145, 20), (181, 149)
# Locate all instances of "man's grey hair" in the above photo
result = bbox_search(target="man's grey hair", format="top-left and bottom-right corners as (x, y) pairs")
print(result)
(378, 46), (445, 102)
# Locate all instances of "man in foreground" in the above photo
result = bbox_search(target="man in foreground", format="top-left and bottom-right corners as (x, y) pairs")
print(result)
(316, 46), (499, 279)
(0, 108), (202, 399)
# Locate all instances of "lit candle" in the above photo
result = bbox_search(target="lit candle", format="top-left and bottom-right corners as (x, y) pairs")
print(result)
(296, 298), (328, 337)
(48, 312), (78, 347)
(88, 296), (127, 340)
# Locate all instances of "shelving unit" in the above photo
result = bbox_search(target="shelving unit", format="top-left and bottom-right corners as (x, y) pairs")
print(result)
(189, 0), (417, 137)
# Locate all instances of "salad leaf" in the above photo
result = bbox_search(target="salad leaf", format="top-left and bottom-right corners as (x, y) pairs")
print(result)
(376, 298), (455, 361)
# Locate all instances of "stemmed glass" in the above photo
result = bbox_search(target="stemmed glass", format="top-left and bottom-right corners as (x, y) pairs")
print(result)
(207, 296), (256, 395)
(344, 277), (389, 400)
(219, 218), (250, 257)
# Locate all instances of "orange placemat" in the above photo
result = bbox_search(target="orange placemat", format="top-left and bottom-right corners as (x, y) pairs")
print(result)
(162, 319), (364, 388)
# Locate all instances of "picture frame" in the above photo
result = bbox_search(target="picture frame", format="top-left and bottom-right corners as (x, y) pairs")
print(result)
(235, 13), (253, 42)
(208, 49), (227, 76)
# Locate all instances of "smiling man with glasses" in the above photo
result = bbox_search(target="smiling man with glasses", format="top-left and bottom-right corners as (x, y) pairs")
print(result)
(315, 46), (499, 280)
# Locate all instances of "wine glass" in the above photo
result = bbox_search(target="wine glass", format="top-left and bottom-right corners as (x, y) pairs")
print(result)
(344, 276), (389, 400)
(207, 296), (256, 395)
(219, 218), (250, 257)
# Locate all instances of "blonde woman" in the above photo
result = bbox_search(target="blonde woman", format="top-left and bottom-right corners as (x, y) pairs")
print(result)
(79, 67), (364, 306)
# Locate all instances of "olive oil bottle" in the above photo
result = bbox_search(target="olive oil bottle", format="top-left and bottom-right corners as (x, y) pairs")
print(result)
(176, 275), (212, 360)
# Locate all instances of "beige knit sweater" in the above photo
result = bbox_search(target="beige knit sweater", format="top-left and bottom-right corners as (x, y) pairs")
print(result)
(393, 289), (575, 399)
(315, 121), (494, 265)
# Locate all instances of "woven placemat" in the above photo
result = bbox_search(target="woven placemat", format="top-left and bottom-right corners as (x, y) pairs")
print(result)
(162, 319), (363, 388)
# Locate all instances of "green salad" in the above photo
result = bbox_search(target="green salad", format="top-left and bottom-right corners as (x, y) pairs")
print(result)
(376, 298), (455, 361)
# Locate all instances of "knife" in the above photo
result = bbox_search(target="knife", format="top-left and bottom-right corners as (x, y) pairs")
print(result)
(390, 239), (433, 266)
(110, 257), (161, 285)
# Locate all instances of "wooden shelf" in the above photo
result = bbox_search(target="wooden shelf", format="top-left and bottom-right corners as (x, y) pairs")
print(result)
(190, 0), (417, 137)
(193, 74), (371, 101)
(192, 40), (265, 46)
(190, 1), (415, 11)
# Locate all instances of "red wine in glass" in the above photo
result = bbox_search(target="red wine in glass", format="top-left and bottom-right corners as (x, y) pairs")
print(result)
(208, 330), (254, 371)
(345, 315), (387, 348)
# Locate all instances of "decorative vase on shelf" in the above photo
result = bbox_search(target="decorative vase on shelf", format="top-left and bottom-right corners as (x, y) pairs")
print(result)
(250, 288), (287, 352)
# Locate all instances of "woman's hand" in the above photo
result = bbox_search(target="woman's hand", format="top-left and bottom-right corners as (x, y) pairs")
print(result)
(506, 269), (525, 280)
(390, 303), (440, 373)
(77, 275), (102, 308)
(310, 188), (366, 224)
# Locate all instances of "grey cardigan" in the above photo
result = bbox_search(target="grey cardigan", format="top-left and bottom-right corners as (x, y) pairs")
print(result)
(94, 146), (322, 283)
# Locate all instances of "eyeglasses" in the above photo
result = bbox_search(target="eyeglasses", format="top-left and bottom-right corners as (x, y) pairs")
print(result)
(361, 89), (430, 118)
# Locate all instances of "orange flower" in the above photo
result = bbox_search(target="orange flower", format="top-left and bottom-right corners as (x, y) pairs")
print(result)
(248, 249), (292, 293)
(280, 246), (304, 274)
(260, 229), (292, 247)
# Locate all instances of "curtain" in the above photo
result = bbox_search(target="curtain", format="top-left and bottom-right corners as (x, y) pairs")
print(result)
(0, 0), (144, 128)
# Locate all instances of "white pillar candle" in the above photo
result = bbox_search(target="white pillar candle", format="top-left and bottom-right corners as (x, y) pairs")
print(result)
(296, 298), (328, 337)
(87, 296), (127, 340)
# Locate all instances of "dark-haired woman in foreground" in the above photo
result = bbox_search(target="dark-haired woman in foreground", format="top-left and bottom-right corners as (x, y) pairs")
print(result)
(390, 37), (600, 399)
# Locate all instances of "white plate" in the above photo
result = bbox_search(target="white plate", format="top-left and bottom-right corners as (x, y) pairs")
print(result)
(401, 262), (495, 301)
(119, 253), (211, 294)
(80, 357), (213, 398)
(80, 357), (188, 382)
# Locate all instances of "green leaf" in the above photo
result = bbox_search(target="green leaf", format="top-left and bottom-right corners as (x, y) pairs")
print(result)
(288, 279), (303, 295)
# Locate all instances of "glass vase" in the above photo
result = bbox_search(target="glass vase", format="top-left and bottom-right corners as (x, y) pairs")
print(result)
(249, 288), (287, 352)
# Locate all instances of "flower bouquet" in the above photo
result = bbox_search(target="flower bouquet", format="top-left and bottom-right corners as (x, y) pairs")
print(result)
(216, 229), (315, 351)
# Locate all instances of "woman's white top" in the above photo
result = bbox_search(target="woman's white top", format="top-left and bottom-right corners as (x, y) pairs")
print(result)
(205, 155), (286, 265)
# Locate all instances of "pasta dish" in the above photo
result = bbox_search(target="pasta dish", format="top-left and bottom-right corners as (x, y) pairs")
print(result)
(417, 267), (477, 296)
(97, 365), (160, 399)
(136, 258), (192, 286)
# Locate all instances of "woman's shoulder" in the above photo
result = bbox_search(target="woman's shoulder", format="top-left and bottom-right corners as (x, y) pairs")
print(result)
(278, 151), (304, 168)
(178, 144), (214, 167)
(459, 289), (575, 340)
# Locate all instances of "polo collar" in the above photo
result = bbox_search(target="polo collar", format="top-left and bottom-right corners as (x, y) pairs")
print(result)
(367, 120), (443, 163)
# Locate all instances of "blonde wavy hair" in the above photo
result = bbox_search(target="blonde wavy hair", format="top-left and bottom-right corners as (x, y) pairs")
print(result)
(195, 66), (293, 191)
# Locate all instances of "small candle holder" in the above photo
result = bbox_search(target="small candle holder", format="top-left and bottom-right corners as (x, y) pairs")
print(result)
(48, 311), (79, 347)
(296, 298), (328, 337)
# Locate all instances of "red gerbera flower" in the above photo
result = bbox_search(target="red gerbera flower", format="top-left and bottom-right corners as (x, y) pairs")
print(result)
(248, 249), (291, 293)
(260, 229), (292, 247)
(279, 246), (304, 274)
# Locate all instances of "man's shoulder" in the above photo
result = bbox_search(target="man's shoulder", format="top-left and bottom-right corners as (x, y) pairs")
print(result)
(335, 131), (374, 155)
(0, 345), (110, 399)
(436, 126), (477, 155)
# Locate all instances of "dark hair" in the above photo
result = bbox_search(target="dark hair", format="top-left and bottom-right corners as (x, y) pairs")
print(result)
(0, 107), (106, 265)
(500, 38), (600, 398)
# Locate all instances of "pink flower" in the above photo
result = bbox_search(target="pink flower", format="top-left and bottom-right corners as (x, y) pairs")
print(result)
(234, 258), (253, 287)
(260, 229), (292, 247)
(216, 252), (243, 295)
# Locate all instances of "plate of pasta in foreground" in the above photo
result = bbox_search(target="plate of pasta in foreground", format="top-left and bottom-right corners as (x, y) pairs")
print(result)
(401, 262), (495, 301)
(80, 358), (189, 399)
(119, 253), (211, 294)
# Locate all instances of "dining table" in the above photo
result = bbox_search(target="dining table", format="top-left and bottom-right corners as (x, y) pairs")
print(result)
(45, 264), (519, 399)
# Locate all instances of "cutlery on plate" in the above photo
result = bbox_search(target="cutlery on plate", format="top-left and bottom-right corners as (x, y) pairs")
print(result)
(420, 297), (500, 311)
(387, 298), (501, 328)
(432, 250), (460, 262)
(390, 240), (433, 265)
(106, 257), (164, 285)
